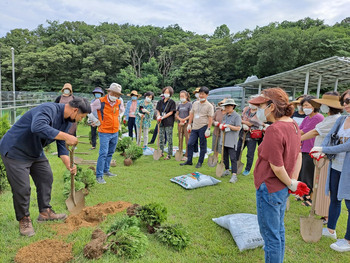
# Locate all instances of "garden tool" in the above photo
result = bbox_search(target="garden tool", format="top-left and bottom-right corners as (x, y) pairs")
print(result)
(137, 114), (144, 146)
(153, 122), (162, 160)
(208, 130), (219, 167)
(300, 158), (325, 242)
(216, 130), (226, 177)
(175, 124), (184, 161)
(237, 131), (248, 174)
(66, 145), (85, 215)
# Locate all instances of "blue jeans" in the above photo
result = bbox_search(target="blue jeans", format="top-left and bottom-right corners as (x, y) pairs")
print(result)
(128, 117), (137, 140)
(96, 132), (119, 178)
(187, 125), (207, 164)
(328, 168), (350, 240)
(256, 183), (289, 263)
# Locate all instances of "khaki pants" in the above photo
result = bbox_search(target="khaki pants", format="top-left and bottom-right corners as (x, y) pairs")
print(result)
(178, 123), (189, 157)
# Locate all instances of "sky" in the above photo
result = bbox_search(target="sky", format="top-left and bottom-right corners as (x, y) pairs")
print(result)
(0, 0), (349, 37)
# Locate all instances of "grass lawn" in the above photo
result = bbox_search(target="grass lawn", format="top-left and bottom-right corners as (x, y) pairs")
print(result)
(0, 122), (348, 262)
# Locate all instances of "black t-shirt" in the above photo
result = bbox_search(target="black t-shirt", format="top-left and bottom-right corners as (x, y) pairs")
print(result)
(156, 99), (176, 127)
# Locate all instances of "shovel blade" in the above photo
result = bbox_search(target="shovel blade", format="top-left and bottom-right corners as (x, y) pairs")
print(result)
(208, 155), (218, 167)
(66, 189), (85, 215)
(153, 149), (162, 160)
(216, 163), (225, 177)
(237, 160), (244, 174)
(175, 150), (183, 161)
(300, 216), (323, 242)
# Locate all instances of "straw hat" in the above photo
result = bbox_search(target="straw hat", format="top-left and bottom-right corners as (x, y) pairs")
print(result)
(107, 83), (123, 95)
(291, 97), (304, 105)
(221, 98), (237, 106)
(61, 83), (72, 93)
(310, 94), (343, 110)
(127, 90), (142, 98)
(193, 87), (200, 94)
(218, 98), (227, 106)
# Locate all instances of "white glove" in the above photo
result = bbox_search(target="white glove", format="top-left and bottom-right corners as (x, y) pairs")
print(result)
(242, 124), (249, 131)
(138, 112), (143, 117)
(263, 124), (270, 131)
(142, 109), (150, 114)
(187, 125), (192, 133)
(310, 152), (325, 160)
(310, 146), (323, 153)
(205, 129), (211, 138)
(87, 113), (100, 127)
(214, 121), (219, 127)
(288, 179), (299, 192)
(157, 116), (162, 122)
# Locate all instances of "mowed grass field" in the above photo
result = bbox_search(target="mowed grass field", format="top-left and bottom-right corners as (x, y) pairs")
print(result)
(0, 122), (348, 262)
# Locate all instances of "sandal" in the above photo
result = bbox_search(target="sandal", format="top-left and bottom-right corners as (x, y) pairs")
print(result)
(301, 197), (312, 207)
(295, 195), (305, 202)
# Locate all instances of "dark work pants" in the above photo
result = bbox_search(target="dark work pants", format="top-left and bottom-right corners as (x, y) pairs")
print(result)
(128, 117), (137, 140)
(1, 154), (53, 221)
(224, 146), (237, 173)
(236, 137), (257, 172)
(187, 125), (207, 164)
(150, 123), (167, 144)
(298, 152), (315, 195)
(91, 126), (97, 147)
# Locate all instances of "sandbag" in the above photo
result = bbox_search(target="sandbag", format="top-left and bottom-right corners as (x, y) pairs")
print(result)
(170, 172), (221, 189)
(212, 213), (264, 251)
(143, 146), (154, 156)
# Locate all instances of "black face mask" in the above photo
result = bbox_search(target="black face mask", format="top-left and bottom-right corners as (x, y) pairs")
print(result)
(66, 111), (78, 123)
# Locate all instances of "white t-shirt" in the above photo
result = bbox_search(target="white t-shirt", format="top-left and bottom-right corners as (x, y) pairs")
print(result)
(332, 120), (350, 171)
(314, 114), (341, 146)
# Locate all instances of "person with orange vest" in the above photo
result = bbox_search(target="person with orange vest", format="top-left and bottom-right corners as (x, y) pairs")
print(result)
(88, 83), (122, 184)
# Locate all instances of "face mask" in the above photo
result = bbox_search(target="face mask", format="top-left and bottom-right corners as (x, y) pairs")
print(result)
(109, 95), (117, 102)
(249, 103), (257, 110)
(297, 105), (302, 111)
(132, 96), (137, 100)
(145, 97), (152, 102)
(63, 89), (70, 95)
(320, 104), (330, 114)
(180, 98), (186, 103)
(95, 93), (102, 99)
(164, 94), (170, 98)
(303, 108), (313, 115)
(257, 105), (270, 122)
(195, 93), (199, 99)
(199, 98), (206, 102)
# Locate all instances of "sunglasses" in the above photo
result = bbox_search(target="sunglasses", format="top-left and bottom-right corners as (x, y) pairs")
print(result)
(342, 98), (350, 105)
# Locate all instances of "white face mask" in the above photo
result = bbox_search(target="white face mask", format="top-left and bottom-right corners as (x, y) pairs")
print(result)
(63, 89), (70, 95)
(164, 94), (170, 98)
(320, 104), (330, 114)
(180, 98), (186, 103)
(195, 93), (200, 99)
(303, 108), (313, 115)
(145, 97), (152, 102)
(199, 98), (206, 102)
(249, 103), (257, 110)
(109, 95), (117, 102)
(257, 105), (270, 122)
(297, 105), (302, 111)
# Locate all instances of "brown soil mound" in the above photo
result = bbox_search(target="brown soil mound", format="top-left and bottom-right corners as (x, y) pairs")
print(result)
(53, 201), (131, 235)
(15, 239), (73, 263)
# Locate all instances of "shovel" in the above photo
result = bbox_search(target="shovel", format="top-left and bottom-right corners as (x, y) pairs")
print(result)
(65, 145), (85, 215)
(208, 130), (219, 167)
(153, 122), (162, 160)
(237, 131), (247, 174)
(137, 114), (144, 146)
(175, 124), (184, 161)
(300, 158), (325, 242)
(216, 130), (226, 177)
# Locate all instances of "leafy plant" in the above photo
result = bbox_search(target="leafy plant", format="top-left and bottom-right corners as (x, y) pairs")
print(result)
(62, 166), (96, 197)
(155, 224), (190, 251)
(76, 168), (96, 189)
(116, 136), (132, 153)
(107, 216), (141, 233)
(63, 180), (85, 198)
(124, 142), (143, 161)
(136, 203), (167, 227)
(109, 226), (148, 259)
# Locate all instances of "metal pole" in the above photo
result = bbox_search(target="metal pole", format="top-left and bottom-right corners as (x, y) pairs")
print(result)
(258, 83), (262, 94)
(303, 70), (309, 95)
(11, 47), (16, 122)
(334, 78), (339, 92)
(293, 87), (296, 101)
(316, 75), (322, 98)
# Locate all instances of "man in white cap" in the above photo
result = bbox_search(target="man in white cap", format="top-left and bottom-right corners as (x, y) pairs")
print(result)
(88, 83), (123, 184)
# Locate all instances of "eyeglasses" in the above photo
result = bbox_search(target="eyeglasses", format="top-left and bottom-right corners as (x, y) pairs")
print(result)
(343, 98), (350, 105)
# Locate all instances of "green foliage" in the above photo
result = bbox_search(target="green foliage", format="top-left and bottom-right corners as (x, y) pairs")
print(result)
(155, 224), (190, 251)
(124, 142), (143, 161)
(136, 203), (167, 226)
(107, 216), (141, 233)
(116, 136), (132, 153)
(63, 180), (85, 198)
(109, 226), (148, 259)
(62, 166), (95, 197)
(0, 115), (10, 193)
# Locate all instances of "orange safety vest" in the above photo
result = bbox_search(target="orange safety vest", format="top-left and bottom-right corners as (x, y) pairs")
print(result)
(97, 95), (121, 133)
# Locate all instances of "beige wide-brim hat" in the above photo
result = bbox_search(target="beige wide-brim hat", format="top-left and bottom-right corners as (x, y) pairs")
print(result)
(61, 83), (73, 93)
(291, 97), (303, 105)
(193, 87), (200, 94)
(218, 98), (227, 106)
(107, 83), (123, 95)
(310, 94), (343, 110)
(127, 90), (142, 98)
(221, 98), (237, 106)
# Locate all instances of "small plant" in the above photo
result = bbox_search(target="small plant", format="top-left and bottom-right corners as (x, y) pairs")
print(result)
(124, 142), (143, 161)
(108, 216), (141, 233)
(116, 136), (132, 153)
(155, 224), (190, 251)
(62, 166), (96, 197)
(63, 180), (85, 198)
(136, 203), (167, 233)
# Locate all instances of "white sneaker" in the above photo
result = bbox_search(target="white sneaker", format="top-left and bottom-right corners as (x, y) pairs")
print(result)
(322, 228), (337, 239)
(330, 239), (350, 252)
(229, 174), (238, 183)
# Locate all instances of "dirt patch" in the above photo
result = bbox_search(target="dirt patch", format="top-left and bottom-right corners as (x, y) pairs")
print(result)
(53, 201), (131, 235)
(15, 239), (73, 263)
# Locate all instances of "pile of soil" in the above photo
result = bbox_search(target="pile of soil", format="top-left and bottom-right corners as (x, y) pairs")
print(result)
(15, 239), (73, 263)
(53, 201), (131, 235)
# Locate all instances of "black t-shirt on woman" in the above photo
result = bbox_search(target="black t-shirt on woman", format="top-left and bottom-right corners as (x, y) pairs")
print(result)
(156, 99), (176, 127)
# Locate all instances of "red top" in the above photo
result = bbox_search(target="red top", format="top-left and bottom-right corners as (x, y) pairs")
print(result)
(254, 121), (301, 193)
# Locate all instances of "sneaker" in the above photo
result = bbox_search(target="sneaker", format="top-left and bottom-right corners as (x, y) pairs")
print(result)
(195, 162), (202, 168)
(322, 228), (337, 239)
(242, 170), (250, 176)
(96, 177), (106, 184)
(229, 174), (238, 183)
(104, 171), (117, 177)
(89, 147), (96, 150)
(19, 216), (35, 237)
(330, 239), (350, 252)
(222, 170), (231, 177)
(37, 208), (67, 222)
(180, 162), (192, 166)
